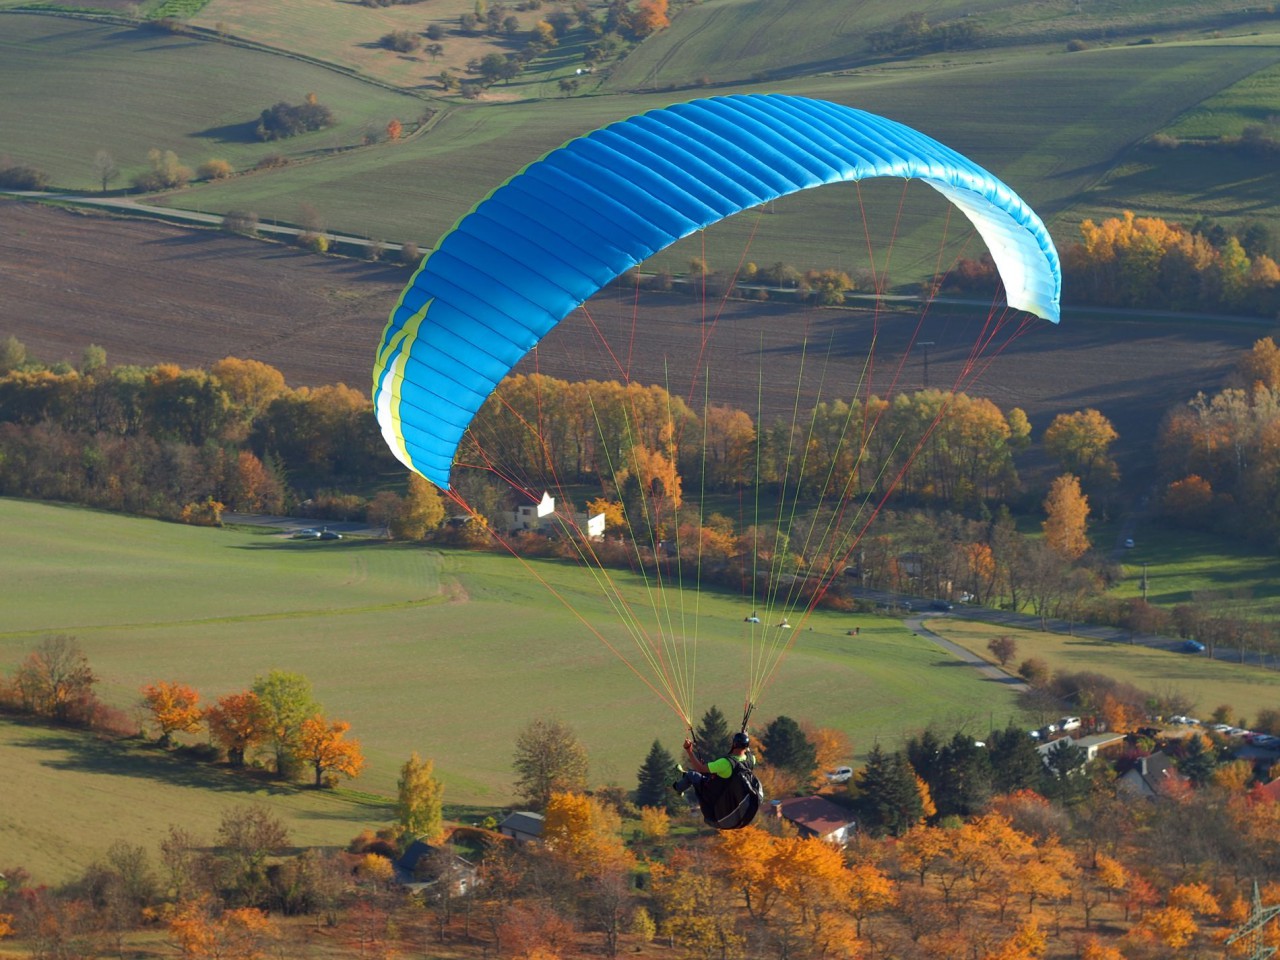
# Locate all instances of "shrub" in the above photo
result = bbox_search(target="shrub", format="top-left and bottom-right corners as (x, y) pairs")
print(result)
(400, 241), (421, 265)
(222, 210), (259, 236)
(297, 231), (329, 254)
(132, 149), (192, 191)
(0, 164), (50, 190)
(1065, 38), (1089, 51)
(380, 29), (421, 52)
(254, 153), (290, 170)
(256, 98), (335, 141)
(197, 158), (234, 180)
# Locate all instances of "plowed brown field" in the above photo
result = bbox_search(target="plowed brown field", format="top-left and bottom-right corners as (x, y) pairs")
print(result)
(2, 203), (1269, 479)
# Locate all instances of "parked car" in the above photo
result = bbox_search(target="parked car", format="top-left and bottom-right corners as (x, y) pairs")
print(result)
(1168, 715), (1200, 726)
(825, 766), (854, 784)
(292, 528), (322, 539)
(318, 529), (343, 540)
(930, 600), (953, 611)
(1058, 716), (1082, 732)
(1182, 639), (1206, 653)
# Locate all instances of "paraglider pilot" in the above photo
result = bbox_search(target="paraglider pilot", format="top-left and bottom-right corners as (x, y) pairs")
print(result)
(672, 731), (763, 830)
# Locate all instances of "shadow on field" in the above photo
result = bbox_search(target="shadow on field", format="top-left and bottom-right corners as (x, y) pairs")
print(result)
(191, 121), (258, 144)
(11, 732), (301, 797)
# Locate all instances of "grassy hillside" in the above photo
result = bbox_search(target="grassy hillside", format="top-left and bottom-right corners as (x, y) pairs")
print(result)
(0, 719), (390, 884)
(604, 0), (1280, 90)
(0, 498), (1033, 803)
(0, 15), (425, 189)
(144, 39), (1280, 275)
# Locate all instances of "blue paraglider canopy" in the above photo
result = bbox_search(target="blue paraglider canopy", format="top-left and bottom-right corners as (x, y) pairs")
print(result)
(373, 93), (1061, 489)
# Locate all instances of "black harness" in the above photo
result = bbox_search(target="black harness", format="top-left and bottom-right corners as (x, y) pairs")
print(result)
(695, 755), (764, 830)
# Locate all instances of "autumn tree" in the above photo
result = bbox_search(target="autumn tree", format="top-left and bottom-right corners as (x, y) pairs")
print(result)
(206, 691), (270, 768)
(169, 897), (278, 959)
(296, 715), (365, 787)
(210, 357), (287, 423)
(630, 0), (669, 36)
(250, 670), (319, 778)
(142, 681), (203, 747)
(388, 473), (446, 540)
(987, 635), (1018, 667)
(397, 752), (444, 842)
(215, 804), (290, 907)
(133, 148), (193, 191)
(649, 850), (742, 956)
(1042, 473), (1090, 560)
(12, 635), (98, 722)
(1043, 409), (1119, 492)
(513, 716), (589, 810)
(543, 791), (632, 878)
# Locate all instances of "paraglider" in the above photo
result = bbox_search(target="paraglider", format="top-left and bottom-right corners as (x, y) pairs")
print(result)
(372, 95), (1062, 826)
(673, 732), (763, 830)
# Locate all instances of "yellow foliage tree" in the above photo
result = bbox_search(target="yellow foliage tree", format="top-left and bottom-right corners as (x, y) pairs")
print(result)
(169, 898), (276, 960)
(397, 752), (445, 842)
(1168, 882), (1220, 917)
(1042, 473), (1090, 560)
(638, 805), (670, 840)
(542, 791), (632, 878)
(1141, 905), (1198, 949)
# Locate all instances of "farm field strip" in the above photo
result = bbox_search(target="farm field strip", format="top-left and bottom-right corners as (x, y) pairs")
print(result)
(927, 618), (1280, 721)
(161, 41), (1280, 267)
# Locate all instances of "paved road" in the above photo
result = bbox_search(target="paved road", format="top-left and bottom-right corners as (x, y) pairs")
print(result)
(2, 190), (404, 251)
(906, 615), (1031, 692)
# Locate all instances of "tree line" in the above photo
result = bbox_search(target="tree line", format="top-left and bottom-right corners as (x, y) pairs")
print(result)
(952, 213), (1280, 318)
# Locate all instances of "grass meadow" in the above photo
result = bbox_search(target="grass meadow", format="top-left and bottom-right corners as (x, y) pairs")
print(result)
(1109, 524), (1280, 617)
(1, 496), (1033, 876)
(0, 719), (391, 884)
(157, 38), (1280, 275)
(0, 16), (423, 190)
(927, 619), (1280, 723)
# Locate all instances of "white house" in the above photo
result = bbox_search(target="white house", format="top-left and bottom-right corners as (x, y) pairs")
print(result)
(508, 491), (605, 540)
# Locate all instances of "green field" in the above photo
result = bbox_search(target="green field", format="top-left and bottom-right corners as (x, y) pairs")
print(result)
(1110, 524), (1280, 618)
(4, 7), (1280, 281)
(114, 38), (1277, 279)
(0, 15), (425, 191)
(0, 719), (390, 884)
(928, 619), (1280, 722)
(0, 498), (1032, 816)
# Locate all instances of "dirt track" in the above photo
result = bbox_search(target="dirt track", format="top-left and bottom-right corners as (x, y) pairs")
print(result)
(2, 202), (1272, 480)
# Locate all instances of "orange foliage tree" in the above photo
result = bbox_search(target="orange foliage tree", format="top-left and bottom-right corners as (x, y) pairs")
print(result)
(295, 715), (365, 787)
(205, 691), (271, 768)
(142, 681), (203, 747)
(169, 898), (276, 960)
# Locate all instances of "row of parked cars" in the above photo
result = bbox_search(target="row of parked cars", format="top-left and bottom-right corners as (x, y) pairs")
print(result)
(1168, 716), (1279, 748)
